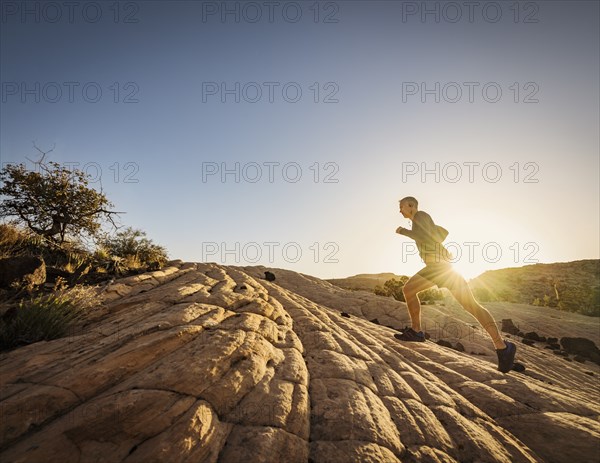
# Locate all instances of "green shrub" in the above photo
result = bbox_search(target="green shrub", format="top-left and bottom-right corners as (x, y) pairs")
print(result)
(419, 287), (444, 303)
(0, 285), (100, 350)
(99, 227), (168, 269)
(0, 222), (24, 258)
(374, 285), (385, 296)
(0, 222), (45, 259)
(374, 278), (408, 301)
(588, 287), (600, 317)
(93, 246), (110, 262)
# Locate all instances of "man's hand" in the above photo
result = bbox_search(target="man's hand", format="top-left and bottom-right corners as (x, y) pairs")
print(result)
(396, 226), (404, 234)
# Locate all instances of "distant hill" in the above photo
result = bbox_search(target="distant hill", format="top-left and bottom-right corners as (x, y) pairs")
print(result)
(329, 260), (600, 316)
(326, 272), (407, 291)
(469, 259), (599, 316)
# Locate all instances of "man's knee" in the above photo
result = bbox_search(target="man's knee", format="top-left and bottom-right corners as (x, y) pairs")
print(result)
(453, 289), (485, 315)
(403, 282), (420, 299)
(450, 286), (472, 306)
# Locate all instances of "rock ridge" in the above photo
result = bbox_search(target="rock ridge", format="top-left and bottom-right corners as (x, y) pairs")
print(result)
(1, 262), (598, 462)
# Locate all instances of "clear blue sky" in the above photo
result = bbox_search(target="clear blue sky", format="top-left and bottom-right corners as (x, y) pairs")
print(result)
(2, 1), (598, 279)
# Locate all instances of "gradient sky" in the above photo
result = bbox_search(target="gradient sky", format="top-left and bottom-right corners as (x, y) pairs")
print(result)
(1, 0), (599, 279)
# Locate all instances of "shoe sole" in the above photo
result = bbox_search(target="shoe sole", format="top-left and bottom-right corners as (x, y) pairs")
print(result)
(393, 334), (425, 342)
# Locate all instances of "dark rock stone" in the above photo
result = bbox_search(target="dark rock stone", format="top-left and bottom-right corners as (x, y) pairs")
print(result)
(0, 256), (46, 289)
(517, 331), (525, 337)
(239, 285), (247, 290)
(524, 332), (544, 342)
(547, 343), (561, 350)
(547, 337), (558, 344)
(512, 363), (526, 372)
(454, 342), (465, 352)
(437, 340), (453, 348)
(522, 339), (535, 346)
(370, 318), (380, 325)
(553, 350), (569, 357)
(584, 371), (595, 376)
(501, 319), (520, 335)
(573, 355), (587, 364)
(590, 353), (600, 366)
(560, 337), (600, 360)
(264, 271), (276, 281)
(341, 312), (351, 318)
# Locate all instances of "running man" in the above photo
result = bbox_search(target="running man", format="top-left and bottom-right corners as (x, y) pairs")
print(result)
(394, 196), (517, 373)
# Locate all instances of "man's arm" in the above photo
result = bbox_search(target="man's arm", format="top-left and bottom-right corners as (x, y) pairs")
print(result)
(397, 211), (436, 242)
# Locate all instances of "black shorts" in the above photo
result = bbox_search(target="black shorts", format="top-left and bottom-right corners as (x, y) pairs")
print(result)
(416, 262), (463, 290)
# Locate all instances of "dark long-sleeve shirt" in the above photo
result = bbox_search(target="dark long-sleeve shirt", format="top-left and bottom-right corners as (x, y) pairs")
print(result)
(399, 211), (451, 261)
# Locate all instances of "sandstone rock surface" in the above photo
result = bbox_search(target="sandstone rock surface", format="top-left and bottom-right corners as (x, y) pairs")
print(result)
(1, 262), (598, 462)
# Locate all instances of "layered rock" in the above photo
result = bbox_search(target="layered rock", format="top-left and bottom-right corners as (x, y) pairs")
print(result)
(1, 262), (598, 462)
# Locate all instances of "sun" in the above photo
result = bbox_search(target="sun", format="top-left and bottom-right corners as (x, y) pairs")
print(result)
(439, 215), (535, 281)
(450, 259), (492, 281)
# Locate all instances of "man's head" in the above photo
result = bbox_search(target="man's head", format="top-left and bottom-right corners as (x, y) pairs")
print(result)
(399, 196), (418, 219)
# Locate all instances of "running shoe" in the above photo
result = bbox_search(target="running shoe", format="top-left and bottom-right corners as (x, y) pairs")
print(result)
(496, 341), (517, 373)
(394, 328), (426, 342)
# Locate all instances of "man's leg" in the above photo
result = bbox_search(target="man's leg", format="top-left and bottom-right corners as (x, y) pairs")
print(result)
(402, 273), (436, 332)
(447, 277), (506, 350)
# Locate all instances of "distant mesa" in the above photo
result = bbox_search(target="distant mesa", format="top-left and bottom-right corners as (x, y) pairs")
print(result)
(469, 259), (600, 316)
(333, 260), (600, 318)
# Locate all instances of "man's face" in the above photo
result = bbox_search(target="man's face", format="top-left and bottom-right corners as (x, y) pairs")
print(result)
(399, 201), (409, 217)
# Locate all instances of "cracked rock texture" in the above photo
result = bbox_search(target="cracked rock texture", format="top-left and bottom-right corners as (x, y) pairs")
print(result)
(1, 262), (599, 462)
